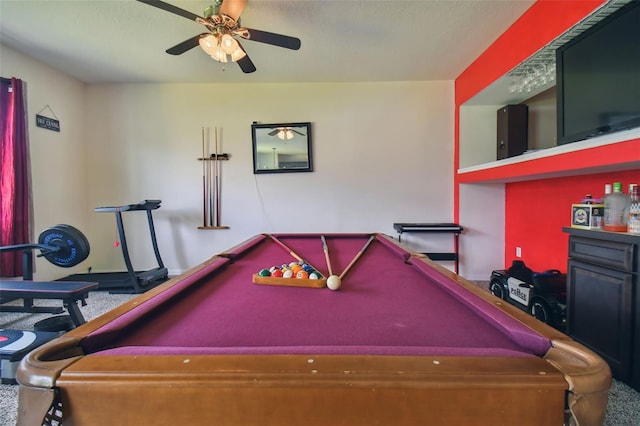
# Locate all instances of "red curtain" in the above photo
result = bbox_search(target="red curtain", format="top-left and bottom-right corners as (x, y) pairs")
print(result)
(0, 77), (30, 277)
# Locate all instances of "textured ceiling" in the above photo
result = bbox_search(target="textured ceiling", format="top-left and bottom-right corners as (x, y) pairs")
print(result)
(0, 0), (535, 84)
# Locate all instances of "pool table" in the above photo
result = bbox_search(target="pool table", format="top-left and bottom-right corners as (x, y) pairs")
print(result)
(17, 233), (610, 426)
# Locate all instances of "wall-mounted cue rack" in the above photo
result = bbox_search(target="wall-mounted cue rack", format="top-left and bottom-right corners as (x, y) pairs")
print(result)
(198, 127), (230, 230)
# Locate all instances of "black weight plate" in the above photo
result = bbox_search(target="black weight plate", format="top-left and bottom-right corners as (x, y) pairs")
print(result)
(38, 224), (90, 268)
(34, 315), (74, 332)
(57, 224), (91, 265)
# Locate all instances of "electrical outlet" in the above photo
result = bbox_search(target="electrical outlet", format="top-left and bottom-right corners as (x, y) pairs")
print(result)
(516, 247), (522, 258)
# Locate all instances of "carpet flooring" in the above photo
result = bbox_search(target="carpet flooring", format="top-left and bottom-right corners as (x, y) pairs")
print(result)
(1, 285), (639, 425)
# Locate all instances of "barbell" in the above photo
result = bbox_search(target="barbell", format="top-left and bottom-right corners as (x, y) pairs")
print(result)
(0, 224), (90, 268)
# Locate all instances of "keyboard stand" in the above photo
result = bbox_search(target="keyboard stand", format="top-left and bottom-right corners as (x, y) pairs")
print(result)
(393, 223), (463, 273)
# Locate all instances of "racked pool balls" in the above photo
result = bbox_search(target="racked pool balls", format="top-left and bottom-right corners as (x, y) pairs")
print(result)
(257, 262), (323, 281)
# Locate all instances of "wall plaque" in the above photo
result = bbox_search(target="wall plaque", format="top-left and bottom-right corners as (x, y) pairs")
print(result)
(36, 114), (60, 132)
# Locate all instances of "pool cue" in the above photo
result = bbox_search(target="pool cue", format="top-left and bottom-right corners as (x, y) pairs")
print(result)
(339, 235), (376, 280)
(269, 234), (322, 273)
(207, 128), (214, 227)
(321, 235), (334, 276)
(214, 126), (221, 227)
(269, 234), (304, 262)
(201, 127), (207, 227)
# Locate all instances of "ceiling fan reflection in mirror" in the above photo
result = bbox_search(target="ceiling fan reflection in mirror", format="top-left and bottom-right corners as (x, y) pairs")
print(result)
(269, 127), (305, 140)
(137, 0), (301, 73)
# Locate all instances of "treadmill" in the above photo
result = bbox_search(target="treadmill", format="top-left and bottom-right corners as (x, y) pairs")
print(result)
(60, 200), (169, 293)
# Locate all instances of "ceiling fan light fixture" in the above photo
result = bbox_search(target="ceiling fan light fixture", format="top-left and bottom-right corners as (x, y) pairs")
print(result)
(220, 33), (238, 54)
(211, 49), (229, 63)
(276, 129), (294, 140)
(199, 35), (221, 55)
(230, 46), (247, 61)
(199, 33), (245, 63)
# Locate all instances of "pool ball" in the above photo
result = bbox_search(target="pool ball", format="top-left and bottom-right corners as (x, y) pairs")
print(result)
(327, 275), (341, 291)
(283, 269), (294, 278)
(296, 270), (309, 279)
(271, 269), (284, 278)
(258, 269), (271, 277)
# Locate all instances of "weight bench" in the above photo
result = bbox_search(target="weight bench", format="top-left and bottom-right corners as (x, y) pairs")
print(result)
(0, 280), (98, 327)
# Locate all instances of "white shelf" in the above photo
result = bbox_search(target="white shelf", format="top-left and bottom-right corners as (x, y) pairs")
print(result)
(459, 127), (640, 175)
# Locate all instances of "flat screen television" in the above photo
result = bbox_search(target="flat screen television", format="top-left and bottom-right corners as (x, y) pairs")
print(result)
(556, 0), (640, 145)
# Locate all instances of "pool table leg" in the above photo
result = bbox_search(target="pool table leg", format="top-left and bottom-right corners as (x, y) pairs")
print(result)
(18, 386), (58, 426)
(546, 340), (612, 426)
(567, 388), (609, 426)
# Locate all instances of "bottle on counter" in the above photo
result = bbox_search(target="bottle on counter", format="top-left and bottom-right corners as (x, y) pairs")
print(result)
(628, 184), (640, 234)
(603, 182), (630, 232)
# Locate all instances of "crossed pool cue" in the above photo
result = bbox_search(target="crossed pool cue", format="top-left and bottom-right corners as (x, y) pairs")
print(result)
(322, 234), (376, 280)
(268, 234), (322, 273)
(270, 234), (376, 287)
(321, 235), (333, 276)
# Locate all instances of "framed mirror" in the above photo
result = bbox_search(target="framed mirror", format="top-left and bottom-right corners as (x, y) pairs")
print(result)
(252, 122), (313, 174)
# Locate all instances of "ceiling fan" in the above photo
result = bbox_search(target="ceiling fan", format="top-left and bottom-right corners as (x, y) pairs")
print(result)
(269, 127), (305, 140)
(137, 0), (301, 74)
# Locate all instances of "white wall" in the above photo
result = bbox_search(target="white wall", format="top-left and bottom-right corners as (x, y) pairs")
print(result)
(85, 82), (455, 275)
(2, 44), (458, 280)
(458, 105), (506, 279)
(0, 45), (89, 279)
(459, 105), (500, 168)
(458, 183), (505, 280)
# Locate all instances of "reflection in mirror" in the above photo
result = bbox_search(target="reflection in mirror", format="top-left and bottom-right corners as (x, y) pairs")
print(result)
(252, 122), (312, 174)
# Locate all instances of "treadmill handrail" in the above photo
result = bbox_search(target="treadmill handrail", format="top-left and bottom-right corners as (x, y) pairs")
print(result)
(95, 200), (162, 213)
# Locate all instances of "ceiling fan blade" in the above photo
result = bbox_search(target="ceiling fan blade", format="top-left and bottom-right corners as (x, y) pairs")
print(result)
(237, 55), (257, 73)
(220, 0), (247, 21)
(242, 28), (301, 50)
(235, 42), (256, 73)
(136, 0), (201, 22)
(166, 34), (205, 55)
(268, 129), (279, 136)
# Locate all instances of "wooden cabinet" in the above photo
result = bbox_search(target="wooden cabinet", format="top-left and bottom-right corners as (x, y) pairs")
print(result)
(564, 228), (640, 390)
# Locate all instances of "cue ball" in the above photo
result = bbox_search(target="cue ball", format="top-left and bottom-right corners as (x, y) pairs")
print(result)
(327, 275), (341, 291)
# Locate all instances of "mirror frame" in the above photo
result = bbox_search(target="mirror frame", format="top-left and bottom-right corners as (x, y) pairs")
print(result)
(252, 122), (313, 174)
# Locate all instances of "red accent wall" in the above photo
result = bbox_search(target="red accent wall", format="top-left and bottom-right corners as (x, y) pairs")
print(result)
(454, 0), (606, 221)
(452, 0), (640, 277)
(505, 169), (640, 273)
